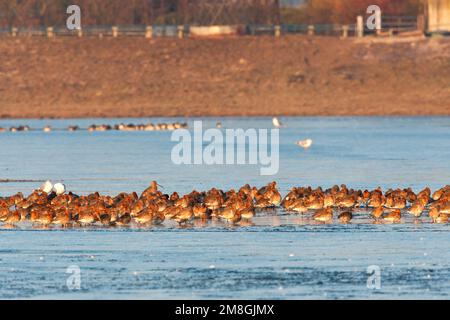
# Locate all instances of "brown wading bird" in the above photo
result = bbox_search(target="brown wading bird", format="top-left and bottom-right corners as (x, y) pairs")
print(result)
(307, 197), (324, 210)
(216, 205), (234, 220)
(440, 202), (450, 214)
(383, 209), (401, 223)
(30, 205), (54, 226)
(338, 211), (353, 223)
(368, 189), (385, 208)
(239, 207), (255, 220)
(428, 207), (440, 222)
(408, 200), (425, 217)
(3, 210), (21, 225)
(134, 207), (155, 225)
(68, 125), (79, 132)
(253, 182), (282, 208)
(0, 207), (9, 222)
(435, 214), (448, 223)
(219, 206), (241, 224)
(174, 207), (193, 225)
(336, 194), (356, 209)
(291, 199), (308, 214)
(371, 206), (384, 219)
(193, 203), (212, 220)
(431, 186), (450, 201)
(313, 208), (333, 222)
(53, 207), (71, 227)
(1, 182), (449, 228)
(99, 212), (112, 226)
(204, 188), (223, 210)
(77, 207), (96, 226)
(115, 213), (132, 226)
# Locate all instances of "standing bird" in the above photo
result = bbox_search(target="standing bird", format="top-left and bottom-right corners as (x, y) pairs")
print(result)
(52, 183), (66, 195)
(383, 209), (401, 223)
(408, 201), (425, 217)
(174, 207), (193, 225)
(313, 208), (333, 222)
(239, 207), (255, 220)
(338, 211), (353, 223)
(133, 208), (155, 225)
(141, 181), (161, 198)
(52, 208), (71, 227)
(68, 125), (79, 132)
(272, 117), (283, 128)
(40, 180), (53, 194)
(435, 214), (448, 224)
(371, 206), (384, 219)
(296, 139), (313, 149)
(0, 207), (9, 221)
(428, 207), (440, 222)
(291, 199), (308, 214)
(115, 213), (132, 226)
(3, 210), (21, 225)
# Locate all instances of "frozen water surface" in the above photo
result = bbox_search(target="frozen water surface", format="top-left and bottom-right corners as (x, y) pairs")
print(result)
(0, 117), (449, 299)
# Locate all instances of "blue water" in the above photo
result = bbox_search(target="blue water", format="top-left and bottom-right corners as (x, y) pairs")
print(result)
(0, 117), (449, 299)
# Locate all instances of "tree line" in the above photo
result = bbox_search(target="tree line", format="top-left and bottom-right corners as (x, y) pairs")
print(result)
(0, 0), (421, 28)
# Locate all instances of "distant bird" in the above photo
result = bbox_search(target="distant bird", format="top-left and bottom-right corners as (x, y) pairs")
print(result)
(40, 180), (53, 194)
(68, 125), (79, 132)
(216, 122), (222, 129)
(296, 139), (313, 149)
(43, 126), (52, 132)
(272, 117), (283, 128)
(53, 183), (66, 195)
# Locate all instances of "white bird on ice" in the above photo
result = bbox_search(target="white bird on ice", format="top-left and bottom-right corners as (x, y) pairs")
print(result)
(53, 183), (66, 195)
(296, 139), (313, 149)
(40, 180), (53, 193)
(272, 117), (283, 128)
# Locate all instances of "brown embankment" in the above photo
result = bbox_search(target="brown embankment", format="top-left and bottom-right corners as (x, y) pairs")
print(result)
(0, 35), (449, 118)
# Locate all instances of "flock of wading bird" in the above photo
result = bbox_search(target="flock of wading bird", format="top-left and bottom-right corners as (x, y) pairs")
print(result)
(0, 118), (316, 149)
(1, 181), (450, 228)
(0, 122), (188, 133)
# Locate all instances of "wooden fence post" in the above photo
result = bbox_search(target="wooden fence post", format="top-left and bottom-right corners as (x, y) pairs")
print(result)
(46, 27), (54, 38)
(112, 26), (118, 38)
(274, 25), (281, 37)
(178, 25), (184, 39)
(376, 9), (382, 35)
(145, 26), (153, 38)
(342, 25), (349, 38)
(356, 16), (364, 37)
(417, 14), (425, 32)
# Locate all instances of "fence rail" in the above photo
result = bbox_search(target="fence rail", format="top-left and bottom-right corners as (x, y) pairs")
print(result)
(0, 16), (424, 38)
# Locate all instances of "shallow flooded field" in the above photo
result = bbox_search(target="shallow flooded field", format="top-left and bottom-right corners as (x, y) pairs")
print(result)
(0, 117), (449, 299)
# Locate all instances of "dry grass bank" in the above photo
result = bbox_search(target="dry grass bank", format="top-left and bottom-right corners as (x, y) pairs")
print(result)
(0, 35), (449, 118)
